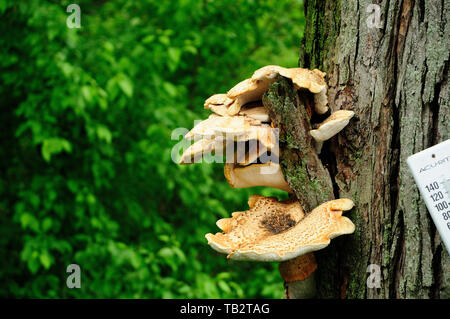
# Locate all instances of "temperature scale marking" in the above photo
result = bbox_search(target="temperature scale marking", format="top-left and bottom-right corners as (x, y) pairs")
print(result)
(407, 139), (450, 254)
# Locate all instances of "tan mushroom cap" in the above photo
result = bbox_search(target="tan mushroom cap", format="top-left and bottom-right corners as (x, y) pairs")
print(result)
(204, 94), (234, 116)
(235, 141), (268, 166)
(207, 195), (304, 255)
(256, 66), (326, 93)
(204, 65), (329, 116)
(179, 136), (229, 164)
(225, 78), (270, 116)
(184, 115), (253, 140)
(186, 115), (277, 150)
(181, 125), (278, 165)
(205, 195), (355, 262)
(231, 124), (278, 151)
(238, 106), (270, 122)
(309, 110), (355, 142)
(262, 66), (328, 114)
(224, 162), (292, 192)
(208, 104), (229, 117)
(204, 94), (234, 108)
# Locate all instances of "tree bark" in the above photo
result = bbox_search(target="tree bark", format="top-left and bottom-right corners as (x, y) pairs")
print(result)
(281, 0), (449, 298)
(263, 77), (334, 213)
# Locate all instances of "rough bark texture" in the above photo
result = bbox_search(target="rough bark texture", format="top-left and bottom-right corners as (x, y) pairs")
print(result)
(263, 78), (334, 298)
(277, 0), (449, 298)
(263, 78), (334, 212)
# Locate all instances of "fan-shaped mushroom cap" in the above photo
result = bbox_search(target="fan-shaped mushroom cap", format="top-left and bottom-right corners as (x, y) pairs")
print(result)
(251, 65), (285, 80)
(224, 162), (292, 192)
(184, 115), (253, 140)
(204, 94), (234, 116)
(204, 94), (234, 108)
(182, 124), (278, 165)
(278, 68), (326, 93)
(265, 67), (328, 114)
(216, 65), (329, 116)
(226, 79), (270, 116)
(230, 124), (278, 152)
(205, 196), (355, 262)
(179, 136), (228, 164)
(208, 104), (229, 117)
(186, 115), (278, 150)
(253, 66), (328, 113)
(309, 110), (355, 142)
(238, 106), (270, 122)
(207, 195), (304, 254)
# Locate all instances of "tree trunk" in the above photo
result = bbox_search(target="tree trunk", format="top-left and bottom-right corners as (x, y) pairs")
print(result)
(285, 0), (449, 298)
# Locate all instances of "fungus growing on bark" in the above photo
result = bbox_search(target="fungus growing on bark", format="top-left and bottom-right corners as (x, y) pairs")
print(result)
(206, 195), (355, 261)
(202, 65), (329, 117)
(180, 124), (278, 165)
(238, 106), (270, 122)
(309, 110), (355, 142)
(179, 136), (228, 164)
(205, 195), (355, 297)
(224, 163), (292, 192)
(177, 65), (357, 299)
(204, 94), (234, 116)
(184, 115), (252, 140)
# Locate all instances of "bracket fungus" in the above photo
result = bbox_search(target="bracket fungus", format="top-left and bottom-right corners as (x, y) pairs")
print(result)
(203, 65), (329, 117)
(205, 195), (355, 298)
(309, 109), (355, 153)
(238, 105), (270, 122)
(205, 195), (355, 261)
(177, 65), (357, 298)
(309, 110), (355, 142)
(224, 162), (292, 192)
(179, 136), (229, 164)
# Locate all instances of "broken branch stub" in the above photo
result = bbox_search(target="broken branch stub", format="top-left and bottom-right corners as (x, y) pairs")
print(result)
(262, 76), (334, 212)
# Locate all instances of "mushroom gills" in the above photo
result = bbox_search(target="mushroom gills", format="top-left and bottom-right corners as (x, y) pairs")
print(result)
(224, 162), (292, 192)
(238, 105), (270, 122)
(179, 136), (231, 164)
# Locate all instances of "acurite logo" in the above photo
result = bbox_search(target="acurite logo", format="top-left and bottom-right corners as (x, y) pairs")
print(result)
(419, 155), (450, 173)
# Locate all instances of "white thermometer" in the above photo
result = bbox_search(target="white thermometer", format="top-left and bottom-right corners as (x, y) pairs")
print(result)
(407, 139), (450, 254)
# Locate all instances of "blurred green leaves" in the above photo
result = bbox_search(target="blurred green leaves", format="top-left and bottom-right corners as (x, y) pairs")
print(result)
(41, 138), (72, 162)
(0, 0), (303, 298)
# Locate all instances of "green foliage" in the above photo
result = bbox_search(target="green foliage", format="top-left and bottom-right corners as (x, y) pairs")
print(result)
(0, 0), (304, 298)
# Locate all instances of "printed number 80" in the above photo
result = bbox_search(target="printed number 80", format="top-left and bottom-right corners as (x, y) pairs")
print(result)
(442, 211), (450, 220)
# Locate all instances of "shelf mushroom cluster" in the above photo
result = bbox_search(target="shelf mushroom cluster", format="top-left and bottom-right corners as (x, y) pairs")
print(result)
(178, 65), (356, 294)
(180, 65), (354, 192)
